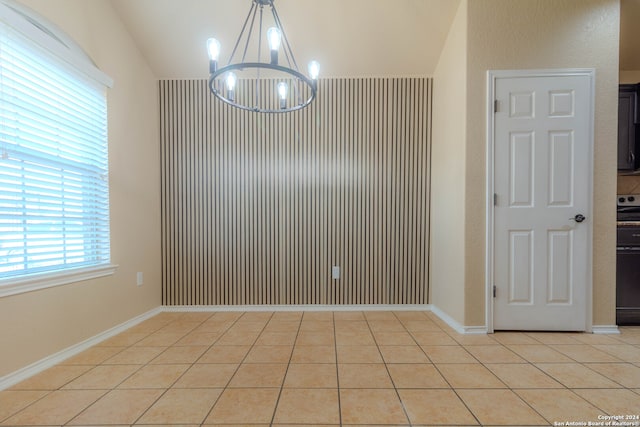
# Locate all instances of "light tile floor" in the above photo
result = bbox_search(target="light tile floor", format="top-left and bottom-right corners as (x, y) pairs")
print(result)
(1, 310), (640, 426)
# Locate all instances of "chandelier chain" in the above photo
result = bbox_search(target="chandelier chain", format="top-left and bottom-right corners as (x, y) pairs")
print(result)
(271, 6), (298, 72)
(270, 5), (301, 104)
(229, 1), (256, 65)
(256, 4), (263, 109)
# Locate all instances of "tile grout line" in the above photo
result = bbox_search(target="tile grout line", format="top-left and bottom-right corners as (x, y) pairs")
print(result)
(467, 335), (636, 425)
(332, 311), (342, 427)
(370, 311), (420, 426)
(105, 315), (213, 426)
(57, 310), (198, 426)
(118, 312), (216, 427)
(474, 340), (555, 426)
(268, 311), (303, 427)
(202, 311), (278, 425)
(63, 313), (203, 427)
(400, 311), (485, 427)
(394, 312), (428, 427)
(444, 323), (600, 426)
(473, 334), (568, 425)
(130, 311), (241, 426)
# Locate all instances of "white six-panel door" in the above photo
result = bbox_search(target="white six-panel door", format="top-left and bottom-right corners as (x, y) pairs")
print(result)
(490, 70), (593, 331)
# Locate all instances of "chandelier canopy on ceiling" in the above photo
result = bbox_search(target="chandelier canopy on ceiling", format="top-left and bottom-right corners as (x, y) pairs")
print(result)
(206, 0), (320, 113)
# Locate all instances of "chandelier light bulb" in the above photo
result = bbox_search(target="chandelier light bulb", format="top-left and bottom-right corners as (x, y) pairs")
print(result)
(226, 72), (237, 90)
(226, 72), (237, 101)
(207, 38), (221, 61)
(278, 82), (288, 100)
(308, 60), (320, 80)
(267, 27), (282, 51)
(207, 38), (221, 73)
(267, 27), (281, 64)
(278, 81), (288, 109)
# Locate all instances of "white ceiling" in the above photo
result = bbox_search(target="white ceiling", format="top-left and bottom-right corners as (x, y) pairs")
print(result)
(109, 0), (461, 79)
(110, 0), (640, 79)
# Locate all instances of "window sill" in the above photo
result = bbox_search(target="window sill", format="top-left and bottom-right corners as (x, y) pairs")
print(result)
(0, 264), (119, 298)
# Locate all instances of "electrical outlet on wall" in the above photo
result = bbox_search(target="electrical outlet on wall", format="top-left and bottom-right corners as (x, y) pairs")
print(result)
(332, 265), (340, 280)
(136, 272), (144, 286)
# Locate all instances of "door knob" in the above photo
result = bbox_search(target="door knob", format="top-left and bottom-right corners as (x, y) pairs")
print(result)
(570, 214), (586, 223)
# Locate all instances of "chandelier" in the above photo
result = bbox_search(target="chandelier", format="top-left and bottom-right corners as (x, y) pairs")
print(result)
(206, 0), (320, 113)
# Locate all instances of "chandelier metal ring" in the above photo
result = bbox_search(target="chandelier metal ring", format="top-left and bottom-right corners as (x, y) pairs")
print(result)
(208, 62), (317, 113)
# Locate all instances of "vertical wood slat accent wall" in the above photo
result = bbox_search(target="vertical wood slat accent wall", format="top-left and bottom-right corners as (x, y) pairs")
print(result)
(160, 78), (432, 306)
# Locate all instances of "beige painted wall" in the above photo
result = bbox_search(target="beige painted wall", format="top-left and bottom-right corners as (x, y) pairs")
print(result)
(430, 1), (468, 325)
(620, 70), (640, 83)
(0, 0), (161, 377)
(464, 0), (620, 326)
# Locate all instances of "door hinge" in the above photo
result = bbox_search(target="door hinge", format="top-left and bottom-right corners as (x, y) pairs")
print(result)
(493, 285), (497, 298)
(494, 99), (499, 113)
(494, 193), (497, 206)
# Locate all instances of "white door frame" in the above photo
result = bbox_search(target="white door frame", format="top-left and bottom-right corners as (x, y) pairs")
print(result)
(485, 68), (595, 333)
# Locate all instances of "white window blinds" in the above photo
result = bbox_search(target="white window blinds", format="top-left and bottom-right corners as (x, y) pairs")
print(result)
(0, 17), (110, 281)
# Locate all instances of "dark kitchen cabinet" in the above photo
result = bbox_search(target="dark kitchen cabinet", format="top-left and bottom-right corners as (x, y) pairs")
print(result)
(619, 84), (640, 171)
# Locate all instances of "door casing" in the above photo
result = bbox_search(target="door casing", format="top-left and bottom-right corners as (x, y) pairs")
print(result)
(485, 69), (595, 333)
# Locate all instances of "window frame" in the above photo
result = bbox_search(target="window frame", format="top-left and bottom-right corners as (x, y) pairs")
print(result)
(0, 0), (117, 297)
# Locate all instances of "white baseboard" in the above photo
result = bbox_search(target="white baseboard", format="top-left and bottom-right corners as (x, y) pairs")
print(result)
(460, 325), (489, 335)
(592, 325), (620, 334)
(0, 307), (162, 391)
(429, 305), (488, 335)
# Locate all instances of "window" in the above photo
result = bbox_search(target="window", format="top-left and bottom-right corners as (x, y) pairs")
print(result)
(0, 0), (115, 296)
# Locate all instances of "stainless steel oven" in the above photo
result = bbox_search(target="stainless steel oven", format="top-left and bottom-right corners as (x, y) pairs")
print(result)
(617, 195), (640, 325)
